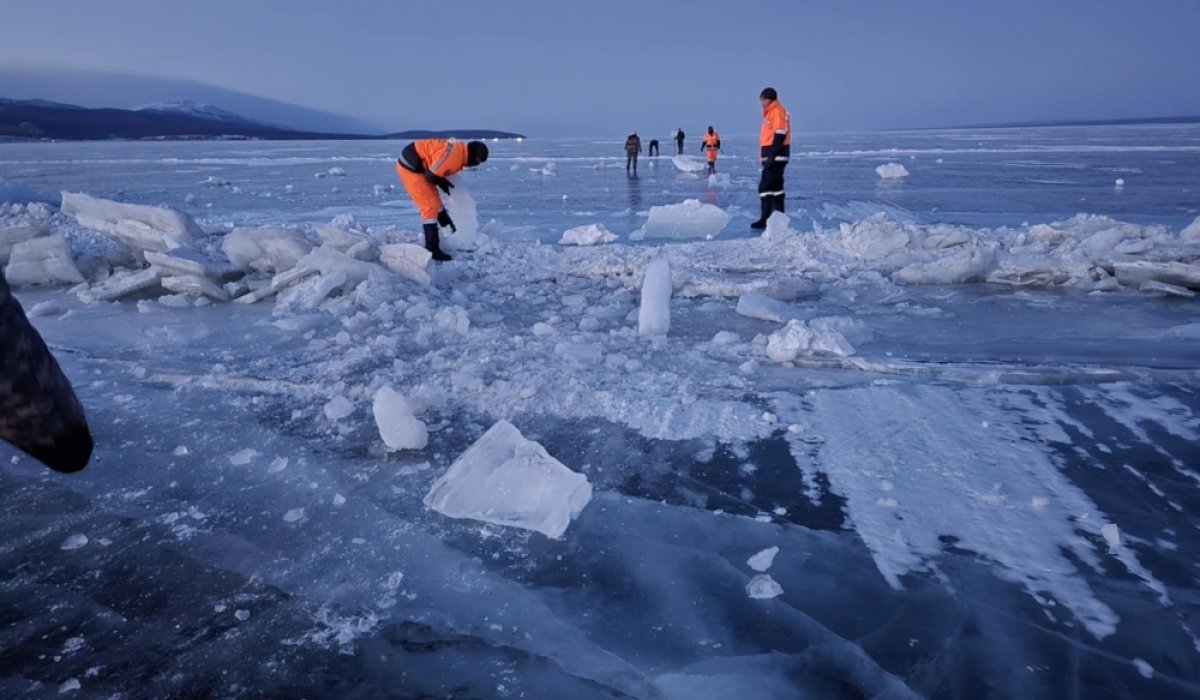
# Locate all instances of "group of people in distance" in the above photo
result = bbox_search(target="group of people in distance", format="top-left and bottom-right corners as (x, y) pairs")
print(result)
(622, 86), (791, 229)
(392, 86), (792, 261)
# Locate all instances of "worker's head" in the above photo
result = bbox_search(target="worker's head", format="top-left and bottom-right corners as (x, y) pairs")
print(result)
(760, 87), (778, 104)
(707, 126), (714, 134)
(466, 141), (489, 167)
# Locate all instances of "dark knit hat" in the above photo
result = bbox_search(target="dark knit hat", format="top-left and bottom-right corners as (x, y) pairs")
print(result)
(760, 87), (778, 100)
(467, 141), (489, 166)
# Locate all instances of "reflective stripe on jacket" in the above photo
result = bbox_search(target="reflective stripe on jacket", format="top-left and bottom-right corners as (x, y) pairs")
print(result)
(759, 100), (792, 162)
(412, 138), (469, 177)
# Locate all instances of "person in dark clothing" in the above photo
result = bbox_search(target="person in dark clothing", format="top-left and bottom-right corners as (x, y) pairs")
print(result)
(624, 132), (642, 174)
(0, 272), (93, 473)
(674, 128), (685, 154)
(752, 87), (791, 229)
(648, 139), (660, 157)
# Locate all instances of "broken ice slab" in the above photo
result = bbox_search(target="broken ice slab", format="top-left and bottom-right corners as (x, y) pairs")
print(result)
(736, 291), (801, 323)
(378, 243), (432, 287)
(222, 226), (314, 274)
(61, 191), (203, 255)
(144, 249), (240, 282)
(1139, 280), (1196, 298)
(0, 223), (49, 265)
(78, 267), (163, 302)
(1113, 261), (1200, 290)
(160, 275), (233, 302)
(232, 267), (318, 304)
(5, 235), (86, 287)
(423, 420), (592, 539)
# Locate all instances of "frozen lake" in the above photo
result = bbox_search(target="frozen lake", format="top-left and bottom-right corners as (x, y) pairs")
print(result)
(1, 124), (1199, 699)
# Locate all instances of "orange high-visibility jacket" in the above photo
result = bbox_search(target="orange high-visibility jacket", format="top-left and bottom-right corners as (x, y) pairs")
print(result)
(703, 131), (720, 150)
(759, 100), (791, 161)
(414, 139), (470, 177)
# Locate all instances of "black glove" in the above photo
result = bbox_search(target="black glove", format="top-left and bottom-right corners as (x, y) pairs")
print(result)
(437, 209), (456, 232)
(425, 171), (454, 195)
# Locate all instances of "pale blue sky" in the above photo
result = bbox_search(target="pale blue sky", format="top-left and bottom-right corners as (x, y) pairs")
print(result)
(1, 0), (1197, 136)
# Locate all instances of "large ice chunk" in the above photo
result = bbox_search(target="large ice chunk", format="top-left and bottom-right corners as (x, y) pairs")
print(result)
(631, 199), (731, 240)
(378, 243), (432, 286)
(1113, 261), (1200, 290)
(144, 248), (239, 282)
(736, 291), (798, 323)
(441, 176), (483, 251)
(638, 255), (671, 336)
(61, 191), (203, 255)
(423, 420), (592, 539)
(876, 163), (910, 179)
(560, 223), (617, 246)
(766, 318), (857, 362)
(4, 235), (85, 286)
(0, 223), (49, 265)
(222, 226), (313, 274)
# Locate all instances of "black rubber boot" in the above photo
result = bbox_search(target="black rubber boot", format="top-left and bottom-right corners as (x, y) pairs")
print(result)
(773, 193), (785, 214)
(750, 197), (772, 229)
(423, 223), (452, 261)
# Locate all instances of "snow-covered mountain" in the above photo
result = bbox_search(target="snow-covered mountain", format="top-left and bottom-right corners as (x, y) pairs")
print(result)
(134, 100), (292, 130)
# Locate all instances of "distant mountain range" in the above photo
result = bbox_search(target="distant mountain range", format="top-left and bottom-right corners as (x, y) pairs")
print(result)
(0, 98), (525, 142)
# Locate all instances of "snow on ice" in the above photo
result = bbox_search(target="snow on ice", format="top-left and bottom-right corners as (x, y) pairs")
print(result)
(2, 129), (1199, 698)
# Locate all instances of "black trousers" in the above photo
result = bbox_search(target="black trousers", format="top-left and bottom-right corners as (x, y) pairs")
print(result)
(758, 160), (787, 198)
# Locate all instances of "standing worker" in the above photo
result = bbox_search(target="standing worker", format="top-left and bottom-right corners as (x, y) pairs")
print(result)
(751, 87), (791, 229)
(700, 125), (721, 175)
(625, 132), (643, 175)
(674, 128), (685, 154)
(395, 137), (489, 261)
(648, 139), (660, 157)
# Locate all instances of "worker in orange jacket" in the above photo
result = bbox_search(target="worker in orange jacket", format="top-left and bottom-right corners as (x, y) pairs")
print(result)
(752, 87), (791, 229)
(395, 138), (489, 261)
(700, 126), (721, 175)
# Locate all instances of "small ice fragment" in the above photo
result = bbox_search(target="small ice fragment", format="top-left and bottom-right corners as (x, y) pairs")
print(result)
(746, 574), (784, 599)
(1101, 523), (1120, 549)
(59, 679), (81, 694)
(324, 395), (355, 421)
(229, 448), (258, 466)
(747, 546), (779, 572)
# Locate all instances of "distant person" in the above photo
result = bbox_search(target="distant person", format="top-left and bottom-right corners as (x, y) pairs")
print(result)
(394, 137), (489, 261)
(0, 272), (93, 473)
(752, 87), (791, 229)
(624, 132), (642, 175)
(674, 128), (685, 154)
(701, 125), (721, 174)
(648, 139), (660, 157)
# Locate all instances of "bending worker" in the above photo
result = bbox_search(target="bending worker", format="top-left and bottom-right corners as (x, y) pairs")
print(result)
(700, 125), (721, 175)
(752, 87), (791, 230)
(395, 138), (489, 261)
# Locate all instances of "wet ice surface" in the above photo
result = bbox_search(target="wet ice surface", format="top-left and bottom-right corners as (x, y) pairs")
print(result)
(2, 126), (1200, 698)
